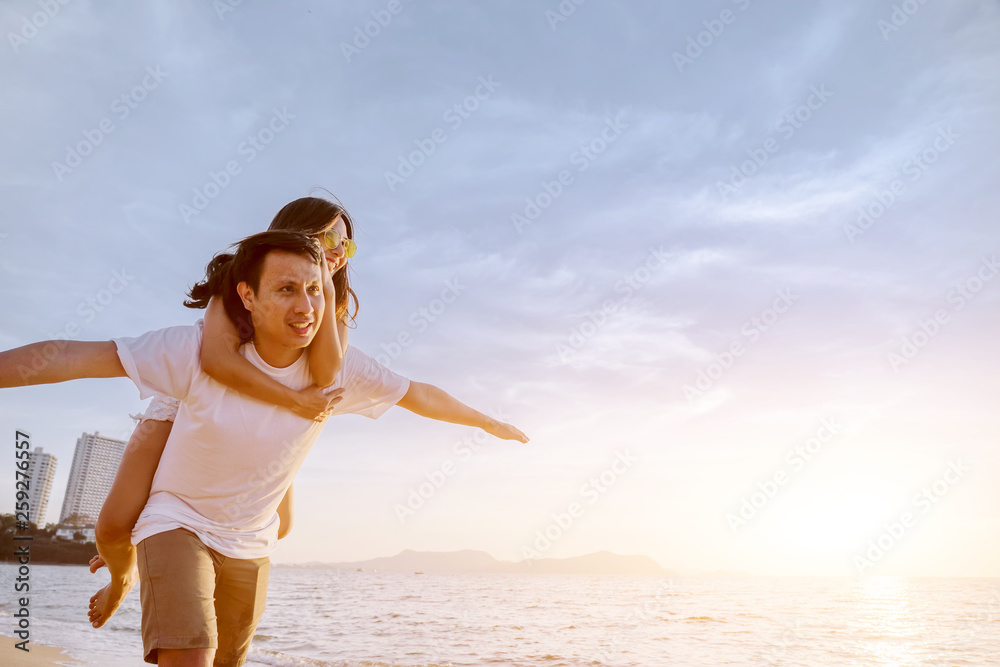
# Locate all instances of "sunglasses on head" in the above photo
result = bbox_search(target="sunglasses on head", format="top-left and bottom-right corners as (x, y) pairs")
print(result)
(321, 229), (357, 258)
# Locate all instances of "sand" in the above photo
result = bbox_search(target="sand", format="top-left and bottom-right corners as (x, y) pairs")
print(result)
(0, 637), (81, 665)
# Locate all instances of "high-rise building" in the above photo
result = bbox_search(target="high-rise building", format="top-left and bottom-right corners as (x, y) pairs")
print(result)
(26, 447), (57, 526)
(59, 431), (127, 524)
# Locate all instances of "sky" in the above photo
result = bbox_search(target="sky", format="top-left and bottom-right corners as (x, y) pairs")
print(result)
(1, 0), (998, 577)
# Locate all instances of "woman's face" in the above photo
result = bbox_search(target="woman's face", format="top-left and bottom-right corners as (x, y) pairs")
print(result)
(319, 214), (350, 275)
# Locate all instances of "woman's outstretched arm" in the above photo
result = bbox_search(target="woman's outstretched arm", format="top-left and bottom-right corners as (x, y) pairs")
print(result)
(200, 297), (342, 420)
(396, 381), (529, 442)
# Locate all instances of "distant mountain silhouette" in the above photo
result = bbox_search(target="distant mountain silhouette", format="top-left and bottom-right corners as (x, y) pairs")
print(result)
(280, 549), (672, 574)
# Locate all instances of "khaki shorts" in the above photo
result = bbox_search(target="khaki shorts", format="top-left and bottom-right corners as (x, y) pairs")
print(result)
(136, 528), (270, 666)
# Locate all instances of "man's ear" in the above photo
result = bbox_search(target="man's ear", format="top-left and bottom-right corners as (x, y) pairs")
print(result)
(236, 281), (254, 312)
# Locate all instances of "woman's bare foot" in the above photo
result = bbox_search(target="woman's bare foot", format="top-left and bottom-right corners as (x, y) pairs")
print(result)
(88, 569), (138, 628)
(89, 554), (106, 573)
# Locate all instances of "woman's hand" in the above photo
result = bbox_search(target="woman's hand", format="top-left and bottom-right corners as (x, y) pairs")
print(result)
(291, 385), (344, 422)
(303, 253), (345, 386)
(483, 418), (530, 443)
(321, 253), (337, 304)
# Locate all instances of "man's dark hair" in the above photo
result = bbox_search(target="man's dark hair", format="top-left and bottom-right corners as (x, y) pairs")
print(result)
(185, 230), (323, 343)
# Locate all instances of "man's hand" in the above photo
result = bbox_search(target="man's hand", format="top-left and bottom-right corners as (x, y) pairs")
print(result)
(483, 418), (529, 443)
(292, 385), (344, 422)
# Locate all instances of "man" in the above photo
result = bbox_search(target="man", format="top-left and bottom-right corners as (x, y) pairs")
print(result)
(0, 230), (527, 666)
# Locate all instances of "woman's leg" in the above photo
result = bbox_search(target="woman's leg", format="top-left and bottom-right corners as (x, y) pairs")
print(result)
(88, 417), (173, 628)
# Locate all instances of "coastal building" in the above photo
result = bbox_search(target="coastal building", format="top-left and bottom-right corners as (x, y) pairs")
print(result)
(54, 526), (97, 542)
(26, 446), (57, 526)
(59, 431), (127, 523)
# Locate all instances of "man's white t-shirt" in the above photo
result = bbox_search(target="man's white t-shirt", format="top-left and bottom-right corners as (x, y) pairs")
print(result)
(112, 320), (409, 559)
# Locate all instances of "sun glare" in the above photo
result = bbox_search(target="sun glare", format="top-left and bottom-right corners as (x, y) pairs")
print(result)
(783, 490), (895, 553)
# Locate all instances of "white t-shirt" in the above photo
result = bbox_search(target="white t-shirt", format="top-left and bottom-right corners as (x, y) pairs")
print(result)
(113, 320), (409, 559)
(134, 346), (409, 424)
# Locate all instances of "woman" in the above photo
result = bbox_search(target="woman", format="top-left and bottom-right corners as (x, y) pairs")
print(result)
(87, 196), (529, 629)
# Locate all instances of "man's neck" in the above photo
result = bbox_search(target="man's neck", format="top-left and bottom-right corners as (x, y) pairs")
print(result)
(251, 338), (305, 369)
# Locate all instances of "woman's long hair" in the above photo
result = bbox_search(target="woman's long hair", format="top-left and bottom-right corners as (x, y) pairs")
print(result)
(267, 195), (359, 325)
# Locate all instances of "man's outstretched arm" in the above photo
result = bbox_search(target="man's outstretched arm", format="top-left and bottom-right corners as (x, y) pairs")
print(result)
(0, 341), (126, 387)
(395, 381), (529, 443)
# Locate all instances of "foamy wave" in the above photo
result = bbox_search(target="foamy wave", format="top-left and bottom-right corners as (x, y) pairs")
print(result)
(247, 647), (455, 667)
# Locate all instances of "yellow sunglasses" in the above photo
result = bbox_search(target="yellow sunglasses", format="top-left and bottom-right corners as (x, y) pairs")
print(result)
(321, 229), (357, 258)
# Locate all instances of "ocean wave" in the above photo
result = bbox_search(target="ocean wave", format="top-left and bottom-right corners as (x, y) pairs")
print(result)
(6, 565), (1000, 667)
(247, 648), (461, 667)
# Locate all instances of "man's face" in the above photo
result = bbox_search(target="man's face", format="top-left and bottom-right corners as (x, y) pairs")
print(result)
(239, 250), (325, 354)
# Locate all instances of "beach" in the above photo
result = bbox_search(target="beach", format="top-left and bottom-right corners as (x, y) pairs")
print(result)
(0, 638), (80, 666)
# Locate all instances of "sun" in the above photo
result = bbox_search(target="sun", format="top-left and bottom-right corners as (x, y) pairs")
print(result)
(780, 490), (896, 554)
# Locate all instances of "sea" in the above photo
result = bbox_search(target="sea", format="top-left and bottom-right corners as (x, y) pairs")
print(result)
(1, 564), (999, 666)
